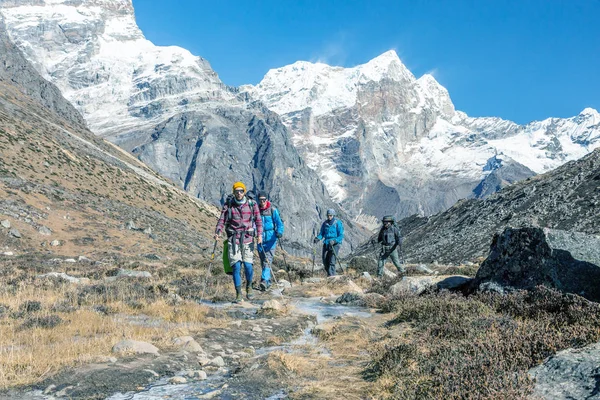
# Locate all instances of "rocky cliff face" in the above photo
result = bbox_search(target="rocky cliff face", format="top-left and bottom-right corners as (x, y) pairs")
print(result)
(0, 15), (85, 128)
(244, 51), (600, 225)
(0, 0), (367, 251)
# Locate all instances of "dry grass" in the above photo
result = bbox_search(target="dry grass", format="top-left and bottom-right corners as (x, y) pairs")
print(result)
(0, 263), (228, 389)
(259, 315), (388, 400)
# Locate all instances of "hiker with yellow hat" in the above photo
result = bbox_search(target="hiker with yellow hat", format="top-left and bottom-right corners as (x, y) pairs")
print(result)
(214, 182), (263, 303)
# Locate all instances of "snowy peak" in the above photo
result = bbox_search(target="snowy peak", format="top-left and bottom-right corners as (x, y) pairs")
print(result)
(416, 73), (455, 117)
(246, 49), (417, 116)
(0, 0), (230, 137)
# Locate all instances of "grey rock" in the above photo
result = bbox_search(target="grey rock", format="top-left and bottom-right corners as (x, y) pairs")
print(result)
(116, 268), (152, 279)
(471, 227), (600, 302)
(436, 276), (472, 291)
(37, 272), (89, 285)
(169, 376), (187, 384)
(529, 342), (600, 400)
(8, 228), (21, 238)
(260, 300), (284, 312)
(1, 220), (10, 229)
(172, 336), (203, 353)
(112, 339), (159, 356)
(209, 356), (225, 367)
(143, 226), (152, 235)
(277, 279), (292, 289)
(38, 226), (52, 236)
(335, 292), (364, 305)
(361, 271), (373, 281)
(50, 240), (61, 246)
(125, 220), (137, 230)
(390, 276), (437, 296)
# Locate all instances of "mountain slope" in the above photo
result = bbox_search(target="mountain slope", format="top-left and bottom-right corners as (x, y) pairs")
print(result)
(0, 16), (218, 258)
(0, 0), (368, 251)
(353, 148), (600, 264)
(244, 51), (600, 225)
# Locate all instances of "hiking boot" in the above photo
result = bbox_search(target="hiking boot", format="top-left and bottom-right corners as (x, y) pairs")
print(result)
(259, 281), (267, 292)
(246, 285), (254, 300)
(233, 286), (243, 304)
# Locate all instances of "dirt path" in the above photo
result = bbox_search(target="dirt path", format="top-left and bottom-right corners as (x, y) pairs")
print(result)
(3, 282), (379, 400)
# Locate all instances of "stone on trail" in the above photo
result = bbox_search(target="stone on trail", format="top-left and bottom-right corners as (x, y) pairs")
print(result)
(277, 279), (292, 288)
(112, 339), (159, 356)
(1, 220), (10, 229)
(169, 376), (187, 384)
(209, 356), (225, 367)
(261, 299), (284, 312)
(172, 336), (203, 353)
(390, 276), (438, 296)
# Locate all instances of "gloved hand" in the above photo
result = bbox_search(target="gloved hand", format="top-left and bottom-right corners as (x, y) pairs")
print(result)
(329, 239), (336, 246)
(276, 232), (282, 239)
(313, 237), (319, 244)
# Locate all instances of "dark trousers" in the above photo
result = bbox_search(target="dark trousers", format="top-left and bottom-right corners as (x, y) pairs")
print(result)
(322, 243), (339, 276)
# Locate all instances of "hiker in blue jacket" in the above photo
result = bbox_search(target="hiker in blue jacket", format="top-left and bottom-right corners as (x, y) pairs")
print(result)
(314, 209), (344, 276)
(256, 191), (284, 291)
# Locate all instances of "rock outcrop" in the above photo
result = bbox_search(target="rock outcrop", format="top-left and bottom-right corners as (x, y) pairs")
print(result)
(471, 227), (600, 302)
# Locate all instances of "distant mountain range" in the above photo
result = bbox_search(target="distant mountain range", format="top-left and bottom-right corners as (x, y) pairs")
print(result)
(1, 0), (597, 239)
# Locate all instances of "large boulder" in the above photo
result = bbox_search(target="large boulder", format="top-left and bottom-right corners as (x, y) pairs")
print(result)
(529, 342), (600, 400)
(471, 227), (600, 301)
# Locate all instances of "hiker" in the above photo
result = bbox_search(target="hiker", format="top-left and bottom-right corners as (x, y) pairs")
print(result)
(314, 209), (344, 276)
(214, 182), (263, 303)
(256, 191), (284, 291)
(377, 215), (405, 278)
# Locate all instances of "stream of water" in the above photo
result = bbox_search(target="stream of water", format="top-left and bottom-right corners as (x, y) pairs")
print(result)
(105, 297), (372, 400)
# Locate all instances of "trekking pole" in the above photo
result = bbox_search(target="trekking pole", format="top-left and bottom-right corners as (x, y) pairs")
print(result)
(276, 239), (293, 287)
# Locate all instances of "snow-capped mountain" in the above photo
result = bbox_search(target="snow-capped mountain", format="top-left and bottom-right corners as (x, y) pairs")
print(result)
(0, 0), (370, 250)
(244, 50), (600, 224)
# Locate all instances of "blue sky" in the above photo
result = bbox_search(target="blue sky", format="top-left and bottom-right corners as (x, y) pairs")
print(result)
(132, 0), (599, 125)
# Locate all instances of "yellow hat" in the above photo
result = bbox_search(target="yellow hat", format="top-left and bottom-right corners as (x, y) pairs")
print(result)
(232, 181), (246, 192)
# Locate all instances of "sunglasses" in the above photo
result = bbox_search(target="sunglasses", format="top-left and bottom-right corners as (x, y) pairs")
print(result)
(234, 189), (245, 194)
(259, 198), (267, 202)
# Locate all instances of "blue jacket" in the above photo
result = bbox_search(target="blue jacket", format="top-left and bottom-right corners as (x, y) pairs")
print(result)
(317, 218), (344, 246)
(258, 203), (284, 252)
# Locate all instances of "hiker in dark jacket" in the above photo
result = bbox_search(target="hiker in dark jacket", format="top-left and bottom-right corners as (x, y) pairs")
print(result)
(314, 209), (344, 276)
(377, 215), (404, 277)
(256, 191), (284, 291)
(214, 181), (263, 303)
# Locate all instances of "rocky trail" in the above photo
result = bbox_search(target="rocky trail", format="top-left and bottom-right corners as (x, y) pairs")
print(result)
(5, 279), (378, 400)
